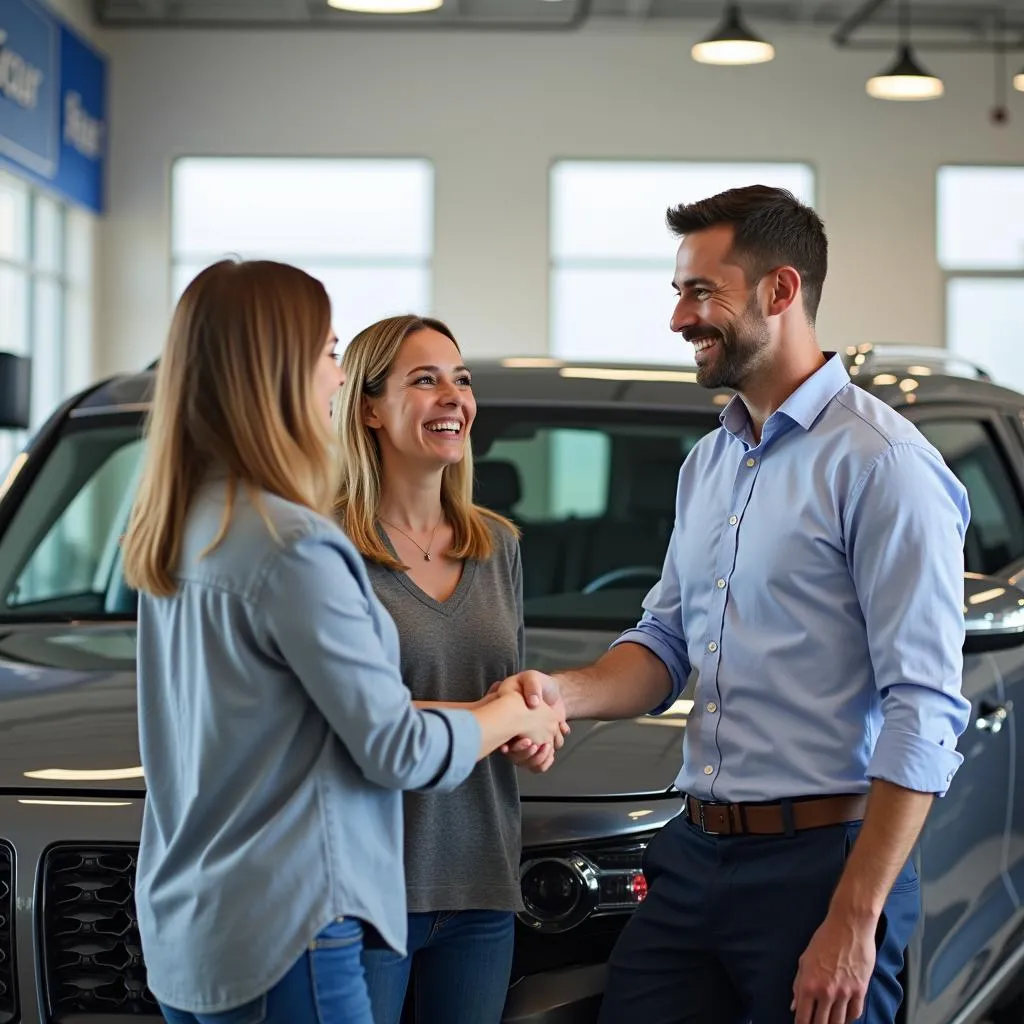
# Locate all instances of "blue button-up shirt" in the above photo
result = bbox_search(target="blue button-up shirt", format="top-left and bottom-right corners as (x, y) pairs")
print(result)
(615, 353), (972, 803)
(135, 482), (481, 1014)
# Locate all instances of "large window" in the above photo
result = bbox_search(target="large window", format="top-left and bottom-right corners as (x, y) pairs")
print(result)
(0, 169), (94, 473)
(549, 161), (815, 364)
(939, 167), (1024, 391)
(171, 157), (434, 347)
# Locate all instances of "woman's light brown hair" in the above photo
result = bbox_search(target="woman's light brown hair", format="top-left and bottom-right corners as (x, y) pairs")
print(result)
(123, 259), (337, 597)
(335, 314), (517, 571)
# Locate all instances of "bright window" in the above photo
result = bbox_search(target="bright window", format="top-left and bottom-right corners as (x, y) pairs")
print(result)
(549, 161), (816, 364)
(939, 167), (1024, 393)
(170, 157), (434, 346)
(938, 167), (1024, 271)
(0, 169), (95, 475)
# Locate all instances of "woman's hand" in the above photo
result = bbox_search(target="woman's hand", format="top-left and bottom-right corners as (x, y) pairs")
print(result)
(487, 672), (570, 771)
(515, 697), (567, 751)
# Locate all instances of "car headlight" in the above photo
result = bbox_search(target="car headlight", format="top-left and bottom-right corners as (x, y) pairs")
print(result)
(518, 839), (649, 933)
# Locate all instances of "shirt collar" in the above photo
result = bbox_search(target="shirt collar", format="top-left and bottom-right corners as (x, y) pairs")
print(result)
(719, 351), (849, 438)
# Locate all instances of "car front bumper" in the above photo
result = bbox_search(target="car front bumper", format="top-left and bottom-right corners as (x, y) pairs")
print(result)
(503, 964), (607, 1023)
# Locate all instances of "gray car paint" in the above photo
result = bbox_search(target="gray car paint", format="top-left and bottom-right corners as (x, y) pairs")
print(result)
(2, 351), (1024, 1023)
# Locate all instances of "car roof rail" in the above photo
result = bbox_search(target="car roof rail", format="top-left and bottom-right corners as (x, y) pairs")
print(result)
(844, 343), (993, 381)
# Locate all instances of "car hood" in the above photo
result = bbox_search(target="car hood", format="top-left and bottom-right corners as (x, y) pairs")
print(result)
(0, 624), (145, 792)
(0, 623), (686, 799)
(516, 626), (686, 799)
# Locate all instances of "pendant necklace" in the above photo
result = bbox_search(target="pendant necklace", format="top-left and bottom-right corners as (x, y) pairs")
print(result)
(380, 517), (442, 561)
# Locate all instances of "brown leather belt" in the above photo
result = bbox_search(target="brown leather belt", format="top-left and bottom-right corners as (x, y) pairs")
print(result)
(683, 793), (868, 836)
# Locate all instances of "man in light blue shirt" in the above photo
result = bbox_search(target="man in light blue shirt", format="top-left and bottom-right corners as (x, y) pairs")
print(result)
(501, 185), (971, 1024)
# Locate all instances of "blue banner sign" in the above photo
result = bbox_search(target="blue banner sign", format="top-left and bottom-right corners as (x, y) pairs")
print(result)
(0, 0), (107, 213)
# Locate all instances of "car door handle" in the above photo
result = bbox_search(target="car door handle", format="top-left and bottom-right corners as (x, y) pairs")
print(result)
(976, 700), (1013, 734)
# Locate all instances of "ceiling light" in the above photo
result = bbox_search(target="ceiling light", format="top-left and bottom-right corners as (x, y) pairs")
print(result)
(1015, 67), (1024, 92)
(326, 0), (442, 12)
(691, 5), (775, 66)
(867, 44), (943, 100)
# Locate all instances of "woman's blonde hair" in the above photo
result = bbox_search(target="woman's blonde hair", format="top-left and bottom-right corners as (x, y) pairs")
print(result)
(335, 314), (517, 570)
(123, 259), (338, 597)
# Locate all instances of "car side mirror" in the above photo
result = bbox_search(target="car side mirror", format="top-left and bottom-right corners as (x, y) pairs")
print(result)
(964, 572), (1024, 654)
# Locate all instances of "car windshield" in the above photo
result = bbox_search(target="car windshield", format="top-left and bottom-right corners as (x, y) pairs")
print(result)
(0, 406), (719, 629)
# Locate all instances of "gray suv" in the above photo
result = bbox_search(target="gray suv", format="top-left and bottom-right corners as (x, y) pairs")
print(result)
(2, 344), (1024, 1024)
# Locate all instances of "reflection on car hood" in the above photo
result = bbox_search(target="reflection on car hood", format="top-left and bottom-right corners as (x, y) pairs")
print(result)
(516, 626), (686, 799)
(0, 623), (686, 800)
(0, 625), (145, 792)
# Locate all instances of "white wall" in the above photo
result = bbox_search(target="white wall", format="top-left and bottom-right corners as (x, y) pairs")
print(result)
(98, 20), (1024, 376)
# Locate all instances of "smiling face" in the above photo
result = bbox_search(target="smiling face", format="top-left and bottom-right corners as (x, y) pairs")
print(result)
(669, 224), (772, 391)
(362, 327), (477, 471)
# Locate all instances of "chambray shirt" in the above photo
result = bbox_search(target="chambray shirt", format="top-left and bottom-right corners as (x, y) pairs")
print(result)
(615, 353), (973, 803)
(135, 482), (481, 1014)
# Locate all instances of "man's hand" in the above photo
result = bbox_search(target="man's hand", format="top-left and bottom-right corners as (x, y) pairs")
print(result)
(791, 781), (930, 1024)
(791, 910), (877, 1024)
(489, 671), (569, 772)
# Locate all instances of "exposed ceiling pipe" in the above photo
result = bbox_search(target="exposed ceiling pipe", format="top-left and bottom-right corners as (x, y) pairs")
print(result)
(95, 0), (594, 31)
(832, 0), (1024, 51)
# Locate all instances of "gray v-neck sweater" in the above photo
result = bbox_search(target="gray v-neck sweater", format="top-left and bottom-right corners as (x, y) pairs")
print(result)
(363, 520), (525, 913)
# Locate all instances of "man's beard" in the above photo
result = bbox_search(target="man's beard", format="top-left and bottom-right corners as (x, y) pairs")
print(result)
(688, 297), (770, 391)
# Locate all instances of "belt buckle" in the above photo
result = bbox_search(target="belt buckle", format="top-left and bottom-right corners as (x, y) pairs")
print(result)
(696, 799), (720, 835)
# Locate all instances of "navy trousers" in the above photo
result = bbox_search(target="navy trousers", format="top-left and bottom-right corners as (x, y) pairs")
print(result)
(597, 810), (920, 1024)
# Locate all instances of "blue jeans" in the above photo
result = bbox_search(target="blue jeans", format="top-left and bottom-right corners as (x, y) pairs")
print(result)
(158, 917), (374, 1024)
(361, 910), (515, 1024)
(597, 812), (920, 1024)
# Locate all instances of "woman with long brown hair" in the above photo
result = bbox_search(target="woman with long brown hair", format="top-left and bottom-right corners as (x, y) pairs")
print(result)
(122, 262), (563, 1024)
(336, 314), (562, 1024)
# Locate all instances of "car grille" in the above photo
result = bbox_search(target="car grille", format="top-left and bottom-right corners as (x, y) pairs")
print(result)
(40, 845), (158, 1019)
(0, 841), (16, 1024)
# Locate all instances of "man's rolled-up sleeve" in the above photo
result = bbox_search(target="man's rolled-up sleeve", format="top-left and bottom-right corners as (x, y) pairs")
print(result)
(846, 442), (972, 796)
(612, 524), (692, 716)
(259, 533), (480, 793)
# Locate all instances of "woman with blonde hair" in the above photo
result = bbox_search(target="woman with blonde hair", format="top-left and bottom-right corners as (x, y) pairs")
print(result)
(336, 314), (561, 1024)
(122, 262), (563, 1024)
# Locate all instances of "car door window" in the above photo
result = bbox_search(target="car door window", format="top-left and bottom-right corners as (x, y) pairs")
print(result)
(0, 422), (145, 618)
(473, 410), (718, 628)
(916, 418), (1024, 576)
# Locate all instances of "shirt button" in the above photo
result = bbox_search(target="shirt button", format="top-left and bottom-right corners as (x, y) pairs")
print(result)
(706, 702), (718, 713)
(717, 578), (726, 589)
(746, 457), (756, 468)
(707, 641), (718, 653)
(703, 765), (714, 775)
(728, 515), (738, 526)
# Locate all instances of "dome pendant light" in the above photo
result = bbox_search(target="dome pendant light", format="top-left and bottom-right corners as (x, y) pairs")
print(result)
(866, 0), (943, 101)
(691, 4), (775, 66)
(326, 0), (443, 12)
(866, 43), (944, 100)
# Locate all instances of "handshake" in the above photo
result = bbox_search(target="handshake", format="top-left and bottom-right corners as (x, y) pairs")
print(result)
(483, 670), (569, 773)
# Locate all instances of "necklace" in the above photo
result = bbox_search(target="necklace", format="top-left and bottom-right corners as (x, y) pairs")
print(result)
(380, 517), (442, 561)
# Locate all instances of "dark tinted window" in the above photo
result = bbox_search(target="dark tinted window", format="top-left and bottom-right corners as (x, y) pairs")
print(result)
(917, 418), (1024, 576)
(473, 409), (719, 629)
